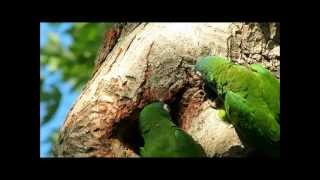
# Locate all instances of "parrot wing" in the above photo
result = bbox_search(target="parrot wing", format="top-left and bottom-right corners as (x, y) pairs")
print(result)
(225, 90), (280, 154)
(173, 128), (206, 157)
(250, 64), (280, 123)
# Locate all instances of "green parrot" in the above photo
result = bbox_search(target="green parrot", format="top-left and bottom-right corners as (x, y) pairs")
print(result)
(138, 102), (206, 157)
(195, 56), (280, 157)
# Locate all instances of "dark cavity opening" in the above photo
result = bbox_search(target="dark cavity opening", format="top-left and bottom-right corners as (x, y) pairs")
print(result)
(204, 82), (218, 100)
(111, 109), (144, 155)
(167, 86), (188, 127)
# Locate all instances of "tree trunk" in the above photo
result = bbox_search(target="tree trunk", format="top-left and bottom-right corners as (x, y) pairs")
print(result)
(53, 22), (280, 157)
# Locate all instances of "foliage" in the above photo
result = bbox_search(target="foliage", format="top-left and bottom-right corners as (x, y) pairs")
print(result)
(40, 23), (113, 156)
(41, 23), (112, 125)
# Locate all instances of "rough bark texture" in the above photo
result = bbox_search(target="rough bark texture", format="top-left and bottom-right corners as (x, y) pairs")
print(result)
(227, 23), (280, 78)
(53, 23), (280, 157)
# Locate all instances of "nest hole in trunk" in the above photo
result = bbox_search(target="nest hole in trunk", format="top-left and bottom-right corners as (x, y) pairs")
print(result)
(110, 88), (191, 155)
(167, 87), (188, 126)
(111, 109), (144, 155)
(109, 70), (222, 155)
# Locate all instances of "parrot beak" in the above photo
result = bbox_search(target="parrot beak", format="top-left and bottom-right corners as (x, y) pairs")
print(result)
(163, 104), (171, 113)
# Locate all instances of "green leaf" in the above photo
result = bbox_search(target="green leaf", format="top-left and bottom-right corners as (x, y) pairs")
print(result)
(40, 23), (113, 125)
(42, 86), (62, 125)
(47, 32), (60, 45)
(47, 56), (60, 72)
(44, 128), (60, 144)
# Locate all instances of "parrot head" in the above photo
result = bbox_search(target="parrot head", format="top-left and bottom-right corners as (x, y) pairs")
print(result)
(139, 102), (172, 134)
(196, 56), (229, 75)
(195, 56), (231, 93)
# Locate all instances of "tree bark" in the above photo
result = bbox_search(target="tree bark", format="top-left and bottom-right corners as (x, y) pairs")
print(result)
(53, 22), (280, 157)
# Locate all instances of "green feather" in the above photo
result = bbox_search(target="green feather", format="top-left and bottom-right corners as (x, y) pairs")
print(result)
(196, 56), (280, 157)
(139, 102), (206, 157)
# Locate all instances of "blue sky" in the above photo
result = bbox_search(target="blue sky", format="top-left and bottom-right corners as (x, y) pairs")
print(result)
(40, 23), (79, 157)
